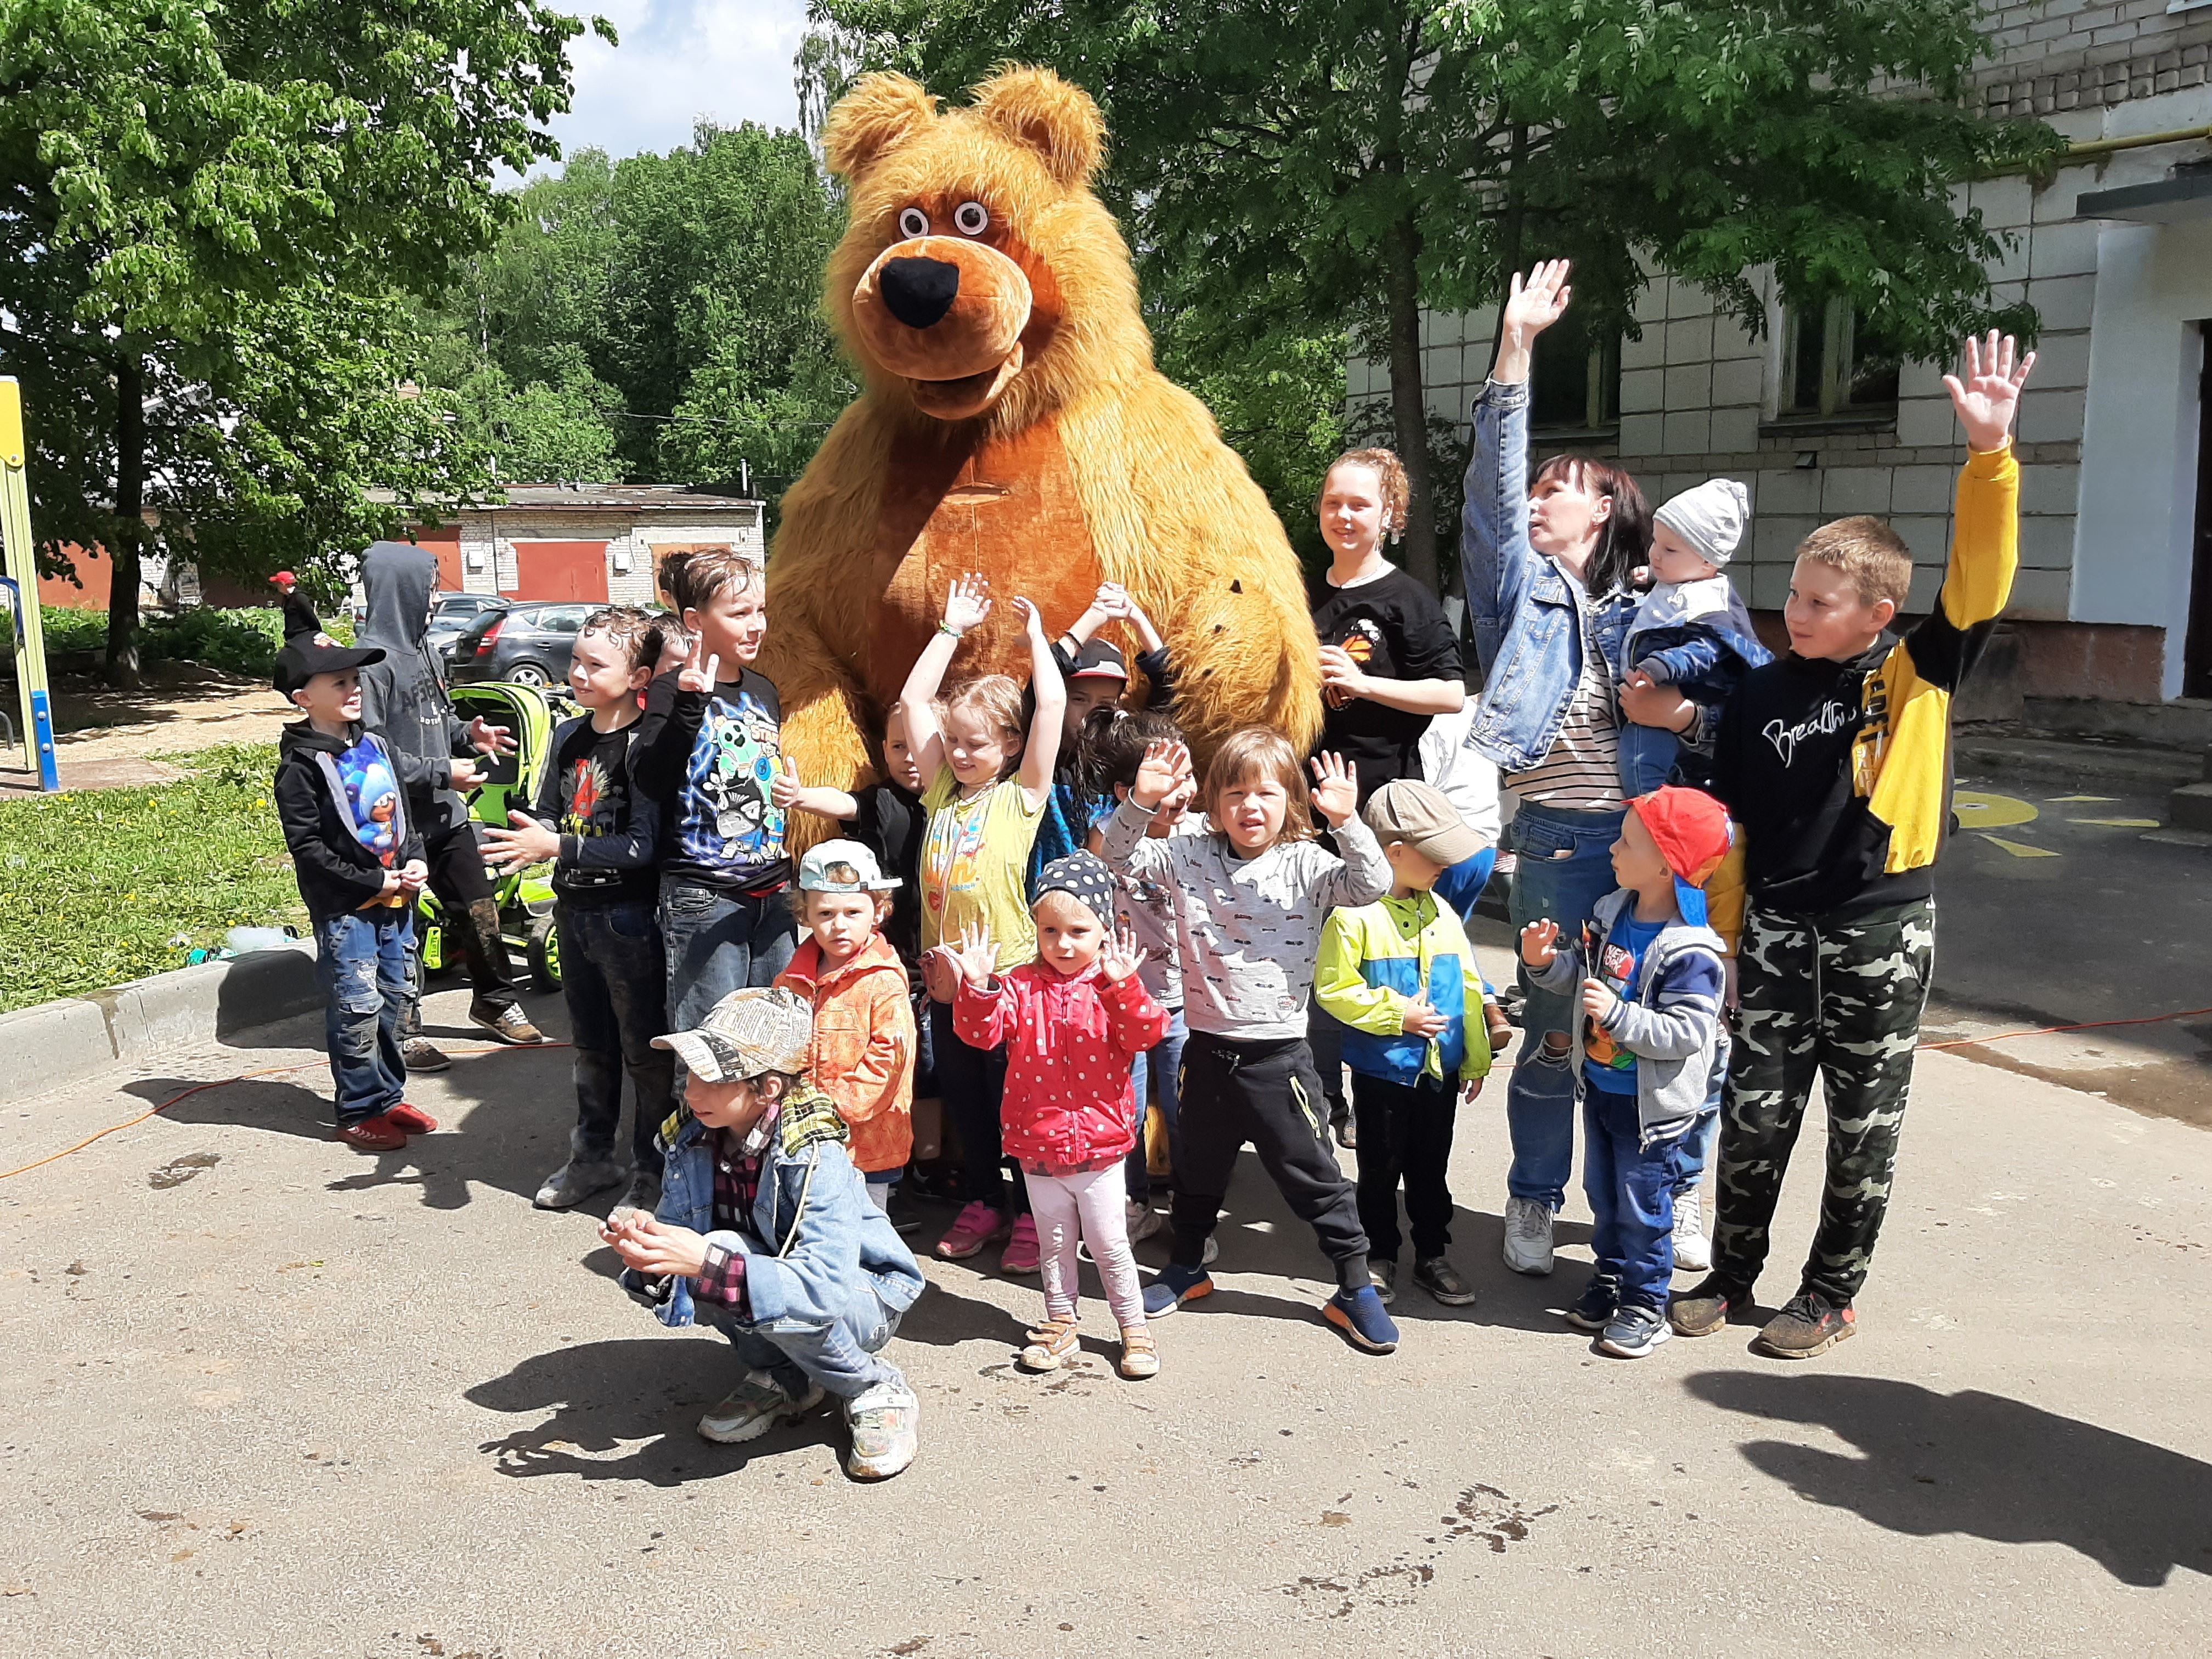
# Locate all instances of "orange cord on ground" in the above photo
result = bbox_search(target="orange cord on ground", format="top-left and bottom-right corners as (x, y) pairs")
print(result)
(1917, 1006), (2212, 1052)
(0, 1042), (571, 1183)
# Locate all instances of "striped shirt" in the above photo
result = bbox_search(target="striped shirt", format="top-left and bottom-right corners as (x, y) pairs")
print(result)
(1513, 593), (1625, 811)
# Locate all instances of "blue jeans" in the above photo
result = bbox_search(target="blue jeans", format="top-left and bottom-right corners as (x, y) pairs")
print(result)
(707, 1294), (911, 1403)
(1582, 1084), (1697, 1311)
(929, 999), (1023, 1215)
(1676, 1101), (1720, 1199)
(1505, 803), (1626, 1207)
(315, 908), (414, 1125)
(659, 876), (798, 1036)
(1124, 1005), (1188, 1206)
(1617, 721), (1681, 795)
(560, 898), (677, 1169)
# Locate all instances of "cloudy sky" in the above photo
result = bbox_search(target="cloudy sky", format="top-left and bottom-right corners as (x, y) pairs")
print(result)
(542, 0), (811, 164)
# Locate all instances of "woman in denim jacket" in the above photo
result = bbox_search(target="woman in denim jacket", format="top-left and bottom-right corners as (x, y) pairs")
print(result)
(1460, 259), (1686, 1278)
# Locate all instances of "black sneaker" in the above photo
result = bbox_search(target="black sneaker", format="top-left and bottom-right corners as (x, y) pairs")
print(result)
(1755, 1289), (1857, 1359)
(1566, 1273), (1620, 1330)
(1670, 1274), (1752, 1338)
(1412, 1256), (1477, 1307)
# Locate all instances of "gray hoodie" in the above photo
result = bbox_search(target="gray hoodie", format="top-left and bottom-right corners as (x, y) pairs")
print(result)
(355, 540), (473, 836)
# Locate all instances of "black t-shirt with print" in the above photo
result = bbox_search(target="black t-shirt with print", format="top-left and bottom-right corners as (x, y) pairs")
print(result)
(1310, 565), (1463, 804)
(546, 718), (659, 907)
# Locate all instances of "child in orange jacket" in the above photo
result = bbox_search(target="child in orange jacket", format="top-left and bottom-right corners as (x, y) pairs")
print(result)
(775, 841), (916, 1211)
(951, 851), (1170, 1380)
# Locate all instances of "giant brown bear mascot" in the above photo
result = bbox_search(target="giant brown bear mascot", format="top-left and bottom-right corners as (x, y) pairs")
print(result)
(757, 66), (1323, 814)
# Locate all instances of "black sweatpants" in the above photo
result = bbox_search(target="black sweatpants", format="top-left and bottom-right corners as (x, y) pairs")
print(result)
(403, 812), (520, 1029)
(1169, 1031), (1369, 1292)
(1350, 1070), (1458, 1263)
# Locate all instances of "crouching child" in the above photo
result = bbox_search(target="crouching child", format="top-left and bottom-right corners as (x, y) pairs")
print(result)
(603, 988), (924, 1480)
(1519, 786), (1731, 1359)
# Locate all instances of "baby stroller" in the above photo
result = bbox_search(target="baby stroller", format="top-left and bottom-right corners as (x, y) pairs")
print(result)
(416, 680), (572, 992)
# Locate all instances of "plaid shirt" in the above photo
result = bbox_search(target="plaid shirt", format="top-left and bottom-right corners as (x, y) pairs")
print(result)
(692, 1108), (779, 1312)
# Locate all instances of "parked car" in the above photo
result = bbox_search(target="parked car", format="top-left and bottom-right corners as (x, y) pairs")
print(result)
(448, 601), (595, 688)
(426, 591), (510, 659)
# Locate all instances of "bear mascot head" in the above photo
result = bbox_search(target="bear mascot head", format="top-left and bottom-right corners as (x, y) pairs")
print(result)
(756, 65), (1323, 837)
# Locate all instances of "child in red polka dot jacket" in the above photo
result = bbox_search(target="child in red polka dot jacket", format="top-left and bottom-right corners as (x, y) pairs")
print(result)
(950, 851), (1172, 1381)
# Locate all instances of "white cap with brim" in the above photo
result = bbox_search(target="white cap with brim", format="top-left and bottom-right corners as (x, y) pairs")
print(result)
(650, 988), (812, 1083)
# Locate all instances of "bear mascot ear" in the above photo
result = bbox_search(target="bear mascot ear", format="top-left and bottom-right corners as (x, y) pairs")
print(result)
(823, 72), (938, 180)
(971, 66), (1106, 188)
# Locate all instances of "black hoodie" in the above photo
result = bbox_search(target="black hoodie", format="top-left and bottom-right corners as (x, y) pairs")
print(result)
(355, 540), (473, 836)
(274, 720), (426, 923)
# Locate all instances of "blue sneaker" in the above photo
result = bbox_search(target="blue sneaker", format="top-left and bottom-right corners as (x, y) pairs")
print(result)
(1324, 1284), (1400, 1353)
(1566, 1273), (1620, 1331)
(1142, 1263), (1214, 1317)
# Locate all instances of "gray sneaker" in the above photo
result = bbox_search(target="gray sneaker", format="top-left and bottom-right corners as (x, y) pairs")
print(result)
(400, 1037), (450, 1074)
(1501, 1196), (1555, 1276)
(1598, 1303), (1673, 1359)
(697, 1371), (825, 1444)
(842, 1380), (919, 1480)
(533, 1157), (627, 1211)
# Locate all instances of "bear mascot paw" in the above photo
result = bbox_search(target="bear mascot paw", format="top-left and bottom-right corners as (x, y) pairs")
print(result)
(756, 65), (1323, 841)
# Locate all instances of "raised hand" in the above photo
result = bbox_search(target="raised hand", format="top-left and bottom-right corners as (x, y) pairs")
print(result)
(677, 632), (721, 695)
(1580, 976), (1621, 1025)
(1401, 992), (1448, 1040)
(1520, 919), (1560, 968)
(1099, 921), (1148, 985)
(1131, 738), (1191, 811)
(1308, 751), (1358, 828)
(1011, 595), (1048, 642)
(952, 920), (999, 989)
(1502, 259), (1573, 347)
(1942, 330), (2036, 454)
(943, 571), (993, 635)
(1091, 582), (1132, 619)
(467, 715), (518, 757)
(769, 760), (805, 810)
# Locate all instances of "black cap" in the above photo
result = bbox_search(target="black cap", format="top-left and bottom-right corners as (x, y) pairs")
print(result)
(1068, 639), (1130, 682)
(274, 638), (386, 696)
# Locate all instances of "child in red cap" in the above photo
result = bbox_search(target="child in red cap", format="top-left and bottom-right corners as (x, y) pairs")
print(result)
(1518, 785), (1731, 1358)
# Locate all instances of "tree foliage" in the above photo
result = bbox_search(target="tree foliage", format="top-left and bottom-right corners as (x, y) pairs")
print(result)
(807, 0), (2061, 589)
(0, 0), (602, 680)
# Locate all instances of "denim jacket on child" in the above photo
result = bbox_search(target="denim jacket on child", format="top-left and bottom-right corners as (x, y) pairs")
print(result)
(622, 1087), (925, 1333)
(1529, 888), (1727, 1147)
(1459, 377), (1637, 773)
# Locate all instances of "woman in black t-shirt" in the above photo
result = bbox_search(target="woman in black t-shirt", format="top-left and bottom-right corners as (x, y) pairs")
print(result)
(1307, 448), (1466, 1149)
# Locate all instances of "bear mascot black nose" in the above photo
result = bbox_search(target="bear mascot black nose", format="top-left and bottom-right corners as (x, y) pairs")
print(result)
(879, 256), (961, 330)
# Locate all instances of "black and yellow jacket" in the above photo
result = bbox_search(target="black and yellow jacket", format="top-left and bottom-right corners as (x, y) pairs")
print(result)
(1709, 444), (2018, 924)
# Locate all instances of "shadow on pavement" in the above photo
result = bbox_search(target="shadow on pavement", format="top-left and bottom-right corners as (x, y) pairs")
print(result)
(1687, 1371), (2212, 1587)
(466, 1335), (847, 1487)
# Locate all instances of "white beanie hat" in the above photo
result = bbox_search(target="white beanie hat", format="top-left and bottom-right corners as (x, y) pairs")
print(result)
(1653, 478), (1751, 569)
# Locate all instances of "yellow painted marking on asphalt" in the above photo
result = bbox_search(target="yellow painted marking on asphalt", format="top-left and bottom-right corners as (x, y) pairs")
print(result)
(2047, 794), (2115, 803)
(1979, 833), (2061, 859)
(2068, 816), (2160, 828)
(1954, 789), (2039, 830)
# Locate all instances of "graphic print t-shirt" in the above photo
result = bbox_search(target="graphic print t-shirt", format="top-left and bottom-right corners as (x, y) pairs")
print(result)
(1310, 565), (1463, 804)
(919, 770), (1045, 965)
(551, 719), (654, 906)
(1583, 914), (1663, 1093)
(668, 670), (788, 894)
(333, 736), (402, 868)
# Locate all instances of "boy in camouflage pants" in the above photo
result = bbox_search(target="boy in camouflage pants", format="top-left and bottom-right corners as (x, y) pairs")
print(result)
(1671, 333), (2035, 1358)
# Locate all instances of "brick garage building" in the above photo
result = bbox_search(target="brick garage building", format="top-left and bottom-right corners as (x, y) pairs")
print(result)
(1358, 0), (2212, 713)
(403, 483), (765, 607)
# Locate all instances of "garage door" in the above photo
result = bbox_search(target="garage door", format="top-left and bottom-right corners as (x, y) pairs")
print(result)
(507, 540), (610, 603)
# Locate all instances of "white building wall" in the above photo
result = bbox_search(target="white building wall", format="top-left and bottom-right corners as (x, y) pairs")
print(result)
(453, 508), (764, 605)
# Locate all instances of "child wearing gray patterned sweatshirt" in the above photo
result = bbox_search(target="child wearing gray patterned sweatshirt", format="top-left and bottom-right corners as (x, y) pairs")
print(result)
(1098, 729), (1403, 1355)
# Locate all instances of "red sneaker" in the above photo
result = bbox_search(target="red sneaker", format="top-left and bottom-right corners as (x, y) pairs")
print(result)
(385, 1102), (439, 1134)
(336, 1113), (407, 1152)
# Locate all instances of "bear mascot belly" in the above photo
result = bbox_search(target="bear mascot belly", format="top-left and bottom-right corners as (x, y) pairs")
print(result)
(757, 66), (1323, 827)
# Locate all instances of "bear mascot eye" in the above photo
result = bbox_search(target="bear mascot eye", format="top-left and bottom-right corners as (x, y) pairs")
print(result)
(896, 206), (929, 239)
(952, 200), (990, 236)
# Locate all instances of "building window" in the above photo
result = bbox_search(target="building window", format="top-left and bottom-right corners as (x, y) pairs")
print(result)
(1779, 298), (1900, 420)
(1530, 311), (1621, 434)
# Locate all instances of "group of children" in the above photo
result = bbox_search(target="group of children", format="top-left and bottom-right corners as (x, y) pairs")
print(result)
(269, 301), (2036, 1480)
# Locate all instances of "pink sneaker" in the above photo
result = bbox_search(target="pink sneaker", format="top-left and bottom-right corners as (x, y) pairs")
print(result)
(1000, 1213), (1041, 1274)
(935, 1201), (1011, 1261)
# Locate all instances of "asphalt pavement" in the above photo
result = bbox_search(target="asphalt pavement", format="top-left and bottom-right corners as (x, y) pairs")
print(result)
(3, 950), (2209, 1658)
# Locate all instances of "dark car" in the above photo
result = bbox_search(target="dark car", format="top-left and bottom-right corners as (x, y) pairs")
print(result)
(425, 591), (510, 659)
(448, 601), (595, 688)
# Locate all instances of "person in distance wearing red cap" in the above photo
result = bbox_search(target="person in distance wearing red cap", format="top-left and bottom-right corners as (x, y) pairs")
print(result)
(270, 569), (325, 645)
(1519, 785), (1731, 1359)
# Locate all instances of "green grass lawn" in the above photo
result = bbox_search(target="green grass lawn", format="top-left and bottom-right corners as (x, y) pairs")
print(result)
(0, 743), (308, 1014)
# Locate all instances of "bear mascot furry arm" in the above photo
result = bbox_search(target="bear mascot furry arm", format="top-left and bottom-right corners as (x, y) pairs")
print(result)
(757, 67), (1323, 816)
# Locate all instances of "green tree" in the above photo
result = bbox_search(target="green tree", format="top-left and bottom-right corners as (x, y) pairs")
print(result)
(808, 0), (2059, 590)
(0, 0), (605, 683)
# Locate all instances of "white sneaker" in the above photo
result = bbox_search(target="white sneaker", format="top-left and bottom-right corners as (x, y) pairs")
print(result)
(1125, 1199), (1164, 1243)
(1502, 1196), (1555, 1276)
(1671, 1189), (1712, 1274)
